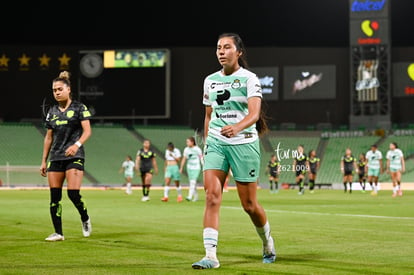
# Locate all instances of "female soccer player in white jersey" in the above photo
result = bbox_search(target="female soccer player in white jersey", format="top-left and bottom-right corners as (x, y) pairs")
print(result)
(119, 155), (135, 195)
(365, 144), (383, 196)
(192, 33), (276, 269)
(180, 136), (203, 202)
(386, 142), (405, 197)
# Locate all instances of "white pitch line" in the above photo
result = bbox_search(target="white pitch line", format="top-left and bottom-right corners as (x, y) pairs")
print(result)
(222, 206), (414, 220)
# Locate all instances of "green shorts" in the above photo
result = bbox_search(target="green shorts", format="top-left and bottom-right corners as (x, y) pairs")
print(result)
(390, 167), (401, 173)
(165, 165), (180, 181)
(367, 167), (380, 177)
(203, 137), (260, 182)
(187, 168), (201, 181)
(124, 172), (134, 178)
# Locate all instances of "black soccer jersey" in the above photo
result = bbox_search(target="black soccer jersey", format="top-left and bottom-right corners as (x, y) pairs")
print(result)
(267, 160), (280, 176)
(342, 155), (356, 173)
(294, 154), (307, 172)
(307, 156), (320, 174)
(358, 159), (366, 174)
(137, 149), (156, 172)
(45, 100), (91, 161)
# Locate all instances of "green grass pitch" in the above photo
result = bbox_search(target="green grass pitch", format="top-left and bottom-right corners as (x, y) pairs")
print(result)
(0, 188), (413, 275)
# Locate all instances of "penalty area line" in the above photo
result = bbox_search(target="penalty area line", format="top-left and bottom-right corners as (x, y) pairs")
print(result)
(222, 206), (414, 220)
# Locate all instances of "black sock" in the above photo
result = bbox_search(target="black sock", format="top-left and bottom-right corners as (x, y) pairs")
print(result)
(309, 179), (315, 190)
(50, 188), (63, 235)
(269, 180), (273, 190)
(349, 182), (352, 193)
(142, 185), (147, 196)
(68, 190), (89, 222)
(298, 179), (303, 192)
(343, 182), (347, 192)
(275, 181), (278, 190)
(144, 184), (151, 196)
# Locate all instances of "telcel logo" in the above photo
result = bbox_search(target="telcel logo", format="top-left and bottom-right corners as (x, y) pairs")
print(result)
(351, 0), (386, 12)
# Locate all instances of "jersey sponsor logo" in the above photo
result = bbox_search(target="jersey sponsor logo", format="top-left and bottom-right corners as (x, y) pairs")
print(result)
(56, 120), (68, 126)
(216, 89), (231, 105)
(48, 114), (59, 121)
(216, 113), (237, 119)
(210, 81), (232, 89)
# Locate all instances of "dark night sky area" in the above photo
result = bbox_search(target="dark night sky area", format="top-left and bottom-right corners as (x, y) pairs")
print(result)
(3, 0), (414, 48)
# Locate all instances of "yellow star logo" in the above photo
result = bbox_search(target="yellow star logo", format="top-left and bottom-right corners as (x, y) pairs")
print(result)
(18, 53), (31, 66)
(0, 54), (10, 67)
(38, 53), (51, 66)
(58, 53), (71, 67)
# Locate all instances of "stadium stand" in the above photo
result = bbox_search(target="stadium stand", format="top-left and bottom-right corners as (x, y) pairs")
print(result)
(1, 122), (413, 189)
(261, 131), (321, 187)
(316, 135), (380, 184)
(0, 123), (47, 186)
(83, 124), (142, 186)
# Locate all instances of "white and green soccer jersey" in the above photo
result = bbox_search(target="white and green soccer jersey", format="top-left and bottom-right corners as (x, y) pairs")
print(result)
(122, 160), (135, 177)
(183, 146), (203, 170)
(365, 149), (383, 169)
(203, 67), (262, 145)
(386, 148), (404, 170)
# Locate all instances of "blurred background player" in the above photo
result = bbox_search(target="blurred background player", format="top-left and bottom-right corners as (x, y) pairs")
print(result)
(119, 155), (135, 195)
(365, 144), (383, 196)
(180, 136), (203, 202)
(265, 154), (280, 193)
(293, 144), (308, 195)
(357, 153), (367, 193)
(386, 142), (405, 197)
(307, 149), (320, 194)
(136, 139), (158, 202)
(340, 148), (358, 193)
(162, 142), (182, 202)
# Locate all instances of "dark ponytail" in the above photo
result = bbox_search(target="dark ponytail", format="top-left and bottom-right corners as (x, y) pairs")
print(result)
(218, 33), (269, 136)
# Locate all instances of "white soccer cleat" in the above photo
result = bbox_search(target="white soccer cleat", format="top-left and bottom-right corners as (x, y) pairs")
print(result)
(263, 236), (277, 263)
(141, 196), (150, 202)
(192, 257), (220, 269)
(82, 219), (92, 237)
(45, 233), (65, 242)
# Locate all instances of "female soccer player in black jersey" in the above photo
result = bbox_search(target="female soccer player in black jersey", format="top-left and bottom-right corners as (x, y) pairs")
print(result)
(307, 150), (320, 193)
(40, 71), (92, 241)
(293, 145), (308, 195)
(340, 148), (358, 193)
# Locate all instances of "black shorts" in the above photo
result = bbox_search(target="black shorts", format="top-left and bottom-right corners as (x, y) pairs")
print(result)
(140, 168), (154, 176)
(344, 170), (353, 176)
(48, 158), (85, 172)
(296, 170), (306, 177)
(269, 171), (278, 178)
(358, 172), (365, 178)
